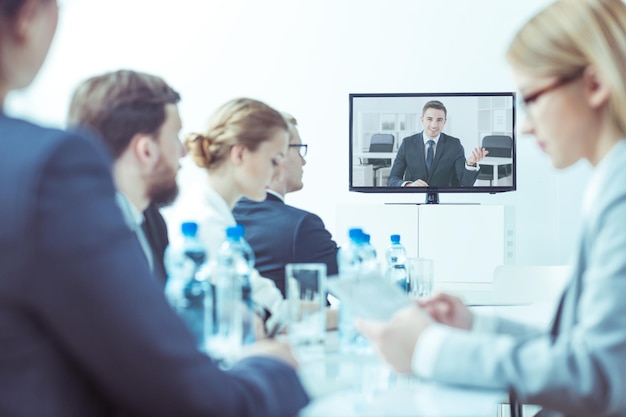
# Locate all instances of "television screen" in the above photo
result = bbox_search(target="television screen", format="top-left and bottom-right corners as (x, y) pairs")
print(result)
(349, 92), (516, 203)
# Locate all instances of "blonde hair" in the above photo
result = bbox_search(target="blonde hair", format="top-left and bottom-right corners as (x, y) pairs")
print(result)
(507, 0), (626, 136)
(186, 98), (287, 169)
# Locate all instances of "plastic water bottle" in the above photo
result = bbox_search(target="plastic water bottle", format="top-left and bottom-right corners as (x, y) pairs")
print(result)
(337, 228), (367, 352)
(385, 234), (408, 292)
(232, 224), (256, 345)
(164, 221), (209, 351)
(361, 232), (379, 277)
(233, 224), (256, 267)
(216, 224), (256, 346)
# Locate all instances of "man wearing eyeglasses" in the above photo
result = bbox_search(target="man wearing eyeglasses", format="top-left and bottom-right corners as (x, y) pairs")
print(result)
(233, 113), (339, 299)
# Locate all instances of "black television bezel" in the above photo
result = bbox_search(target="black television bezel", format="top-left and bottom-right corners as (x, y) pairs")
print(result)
(349, 92), (517, 198)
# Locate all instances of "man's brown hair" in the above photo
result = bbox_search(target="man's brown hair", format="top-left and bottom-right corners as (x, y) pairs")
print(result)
(68, 69), (180, 157)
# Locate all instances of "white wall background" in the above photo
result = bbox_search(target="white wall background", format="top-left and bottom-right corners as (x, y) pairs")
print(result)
(6, 0), (589, 266)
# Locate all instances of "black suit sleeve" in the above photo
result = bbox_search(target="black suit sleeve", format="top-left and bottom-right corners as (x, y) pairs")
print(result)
(452, 141), (479, 187)
(28, 134), (308, 417)
(293, 213), (339, 276)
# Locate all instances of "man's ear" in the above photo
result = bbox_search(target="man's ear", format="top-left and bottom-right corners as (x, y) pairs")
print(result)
(585, 65), (611, 109)
(131, 133), (159, 168)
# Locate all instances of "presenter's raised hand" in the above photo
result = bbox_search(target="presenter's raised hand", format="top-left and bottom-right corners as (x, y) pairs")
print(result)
(418, 293), (473, 330)
(356, 305), (431, 374)
(467, 147), (489, 166)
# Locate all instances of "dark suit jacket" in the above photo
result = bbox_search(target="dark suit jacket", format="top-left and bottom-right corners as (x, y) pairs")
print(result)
(387, 132), (478, 187)
(142, 202), (169, 286)
(0, 113), (308, 417)
(233, 193), (339, 296)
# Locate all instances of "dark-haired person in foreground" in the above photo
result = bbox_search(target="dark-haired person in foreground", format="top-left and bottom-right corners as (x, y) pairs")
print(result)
(387, 100), (488, 187)
(0, 1), (308, 416)
(359, 0), (626, 416)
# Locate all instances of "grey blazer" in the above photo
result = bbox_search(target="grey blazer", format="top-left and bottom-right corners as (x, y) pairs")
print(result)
(427, 140), (626, 417)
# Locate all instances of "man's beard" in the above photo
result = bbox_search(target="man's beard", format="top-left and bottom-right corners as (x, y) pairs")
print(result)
(148, 161), (180, 207)
(150, 182), (179, 208)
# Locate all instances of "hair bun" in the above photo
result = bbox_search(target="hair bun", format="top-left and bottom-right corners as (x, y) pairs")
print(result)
(185, 132), (212, 168)
(185, 132), (207, 145)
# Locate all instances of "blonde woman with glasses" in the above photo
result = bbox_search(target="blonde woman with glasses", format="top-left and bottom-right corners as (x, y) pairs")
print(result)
(357, 1), (626, 416)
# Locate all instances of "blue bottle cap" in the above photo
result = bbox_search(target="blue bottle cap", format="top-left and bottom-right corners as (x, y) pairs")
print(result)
(225, 225), (243, 240)
(181, 221), (198, 237)
(390, 234), (401, 244)
(348, 228), (364, 240)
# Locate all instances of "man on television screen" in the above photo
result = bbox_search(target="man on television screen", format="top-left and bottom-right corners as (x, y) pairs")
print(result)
(387, 100), (488, 187)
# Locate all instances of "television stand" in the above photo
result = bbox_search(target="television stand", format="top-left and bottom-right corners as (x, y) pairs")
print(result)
(335, 203), (516, 286)
(425, 192), (439, 204)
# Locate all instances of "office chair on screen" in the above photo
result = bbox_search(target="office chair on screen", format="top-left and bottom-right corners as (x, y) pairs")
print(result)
(477, 135), (513, 186)
(364, 133), (395, 186)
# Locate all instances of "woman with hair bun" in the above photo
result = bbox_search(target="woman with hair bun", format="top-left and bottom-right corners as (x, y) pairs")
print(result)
(171, 97), (291, 332)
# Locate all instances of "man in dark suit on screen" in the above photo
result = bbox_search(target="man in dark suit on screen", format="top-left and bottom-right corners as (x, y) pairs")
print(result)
(233, 113), (339, 298)
(387, 100), (488, 187)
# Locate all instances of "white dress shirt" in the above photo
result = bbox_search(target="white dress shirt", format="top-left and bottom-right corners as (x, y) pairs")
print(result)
(424, 134), (440, 157)
(168, 182), (288, 329)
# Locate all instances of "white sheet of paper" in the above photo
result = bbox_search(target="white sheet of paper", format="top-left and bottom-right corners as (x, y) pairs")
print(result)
(327, 273), (413, 321)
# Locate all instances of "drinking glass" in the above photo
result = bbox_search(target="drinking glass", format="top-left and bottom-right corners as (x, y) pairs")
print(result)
(407, 258), (434, 299)
(285, 263), (327, 359)
(204, 275), (243, 368)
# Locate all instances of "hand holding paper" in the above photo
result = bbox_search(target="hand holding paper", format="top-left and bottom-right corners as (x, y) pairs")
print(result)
(326, 273), (413, 321)
(355, 305), (432, 374)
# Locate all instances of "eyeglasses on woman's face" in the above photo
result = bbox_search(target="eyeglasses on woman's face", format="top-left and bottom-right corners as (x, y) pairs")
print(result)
(518, 70), (584, 115)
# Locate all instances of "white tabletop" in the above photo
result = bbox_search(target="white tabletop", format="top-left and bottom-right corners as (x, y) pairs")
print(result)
(477, 156), (513, 185)
(354, 151), (397, 159)
(296, 333), (505, 417)
(479, 156), (512, 165)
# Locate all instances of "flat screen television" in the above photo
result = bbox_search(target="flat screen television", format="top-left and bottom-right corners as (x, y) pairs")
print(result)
(349, 92), (516, 203)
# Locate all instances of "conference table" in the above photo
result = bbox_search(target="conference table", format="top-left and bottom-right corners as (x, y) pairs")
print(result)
(353, 151), (397, 159)
(296, 332), (507, 417)
(478, 157), (513, 186)
(353, 153), (513, 187)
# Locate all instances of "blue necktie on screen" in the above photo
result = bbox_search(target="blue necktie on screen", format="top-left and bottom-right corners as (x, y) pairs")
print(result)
(426, 140), (434, 172)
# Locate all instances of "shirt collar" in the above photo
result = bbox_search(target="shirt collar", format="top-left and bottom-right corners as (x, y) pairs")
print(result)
(201, 185), (234, 221)
(583, 139), (626, 215)
(423, 132), (440, 146)
(266, 189), (285, 202)
(115, 192), (144, 230)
